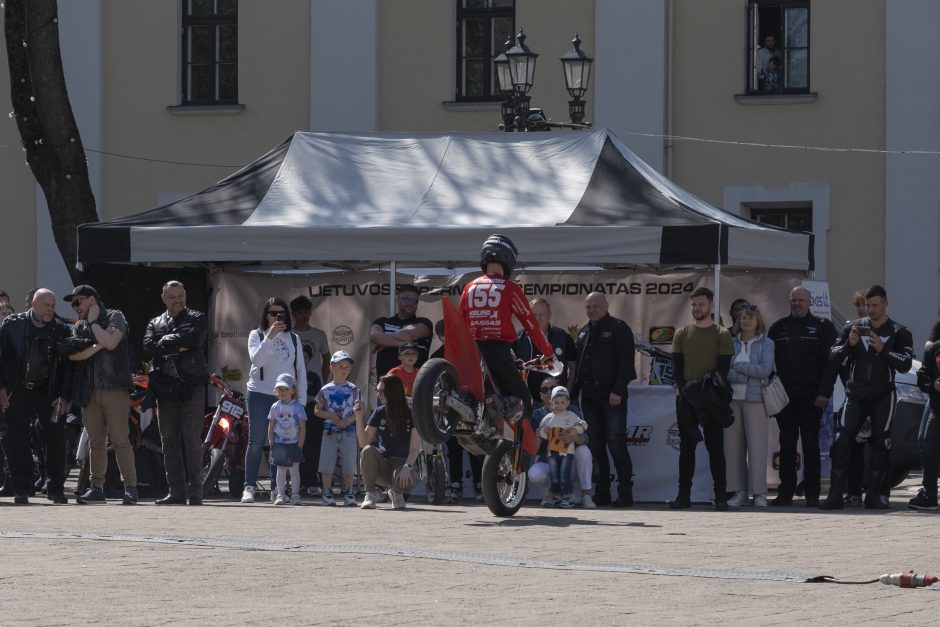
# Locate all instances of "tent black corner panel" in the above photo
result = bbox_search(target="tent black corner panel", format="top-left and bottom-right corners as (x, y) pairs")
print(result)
(659, 224), (721, 265)
(77, 225), (131, 263)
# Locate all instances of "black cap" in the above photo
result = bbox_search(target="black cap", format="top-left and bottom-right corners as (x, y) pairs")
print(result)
(398, 342), (420, 355)
(64, 284), (99, 302)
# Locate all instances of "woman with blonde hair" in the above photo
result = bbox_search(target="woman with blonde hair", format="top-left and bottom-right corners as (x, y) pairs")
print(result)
(725, 304), (775, 507)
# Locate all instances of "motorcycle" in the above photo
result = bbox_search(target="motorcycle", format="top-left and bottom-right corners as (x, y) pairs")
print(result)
(411, 299), (559, 517)
(200, 373), (248, 499)
(414, 441), (449, 505)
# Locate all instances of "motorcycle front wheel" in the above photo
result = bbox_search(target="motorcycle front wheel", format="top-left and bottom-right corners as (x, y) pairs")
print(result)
(481, 440), (527, 517)
(412, 359), (462, 446)
(201, 448), (226, 498)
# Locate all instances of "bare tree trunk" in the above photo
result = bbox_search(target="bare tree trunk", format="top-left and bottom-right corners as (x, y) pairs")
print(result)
(4, 0), (97, 284)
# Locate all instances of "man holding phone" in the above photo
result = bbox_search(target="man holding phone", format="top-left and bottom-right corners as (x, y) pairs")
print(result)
(820, 285), (914, 510)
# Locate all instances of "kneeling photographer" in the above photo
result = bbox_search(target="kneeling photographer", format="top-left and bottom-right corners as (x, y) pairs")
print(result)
(142, 281), (209, 505)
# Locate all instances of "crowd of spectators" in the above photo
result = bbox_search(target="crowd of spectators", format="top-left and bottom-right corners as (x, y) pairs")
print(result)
(1, 280), (936, 515)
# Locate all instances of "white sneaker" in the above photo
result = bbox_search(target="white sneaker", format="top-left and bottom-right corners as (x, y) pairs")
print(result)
(581, 495), (597, 509)
(541, 494), (557, 508)
(753, 494), (768, 508)
(273, 494), (286, 506)
(240, 486), (255, 503)
(360, 492), (377, 509)
(321, 490), (335, 506)
(291, 494), (302, 505)
(389, 489), (406, 510)
(344, 491), (357, 507)
(307, 486), (321, 497)
(727, 490), (749, 507)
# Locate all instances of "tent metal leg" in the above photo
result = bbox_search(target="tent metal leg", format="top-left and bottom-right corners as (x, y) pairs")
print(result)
(714, 264), (721, 325)
(389, 261), (397, 316)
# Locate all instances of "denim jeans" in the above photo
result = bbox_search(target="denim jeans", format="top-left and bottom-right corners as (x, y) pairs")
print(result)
(244, 391), (276, 489)
(548, 451), (574, 495)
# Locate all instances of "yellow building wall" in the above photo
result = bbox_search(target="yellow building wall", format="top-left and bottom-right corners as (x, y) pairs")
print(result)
(378, 0), (594, 132)
(100, 0), (311, 220)
(0, 37), (39, 306)
(671, 0), (885, 307)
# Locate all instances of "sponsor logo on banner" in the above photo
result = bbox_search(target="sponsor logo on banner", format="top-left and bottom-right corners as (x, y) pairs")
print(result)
(801, 280), (831, 320)
(332, 325), (354, 346)
(626, 425), (653, 446)
(667, 422), (681, 451)
(221, 365), (242, 382)
(215, 330), (250, 338)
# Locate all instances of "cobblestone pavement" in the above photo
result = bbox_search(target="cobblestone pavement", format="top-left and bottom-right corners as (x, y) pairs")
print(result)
(0, 478), (937, 625)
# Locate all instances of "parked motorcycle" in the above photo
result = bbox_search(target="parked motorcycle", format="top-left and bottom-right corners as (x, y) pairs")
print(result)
(414, 441), (449, 505)
(200, 373), (248, 499)
(411, 299), (558, 517)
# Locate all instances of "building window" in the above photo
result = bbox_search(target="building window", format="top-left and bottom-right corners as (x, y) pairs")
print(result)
(750, 203), (812, 232)
(456, 1), (515, 101)
(181, 0), (238, 105)
(747, 1), (809, 95)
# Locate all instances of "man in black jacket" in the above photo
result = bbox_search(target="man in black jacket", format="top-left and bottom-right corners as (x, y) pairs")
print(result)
(766, 286), (837, 506)
(142, 281), (209, 505)
(909, 341), (940, 510)
(572, 292), (636, 507)
(0, 288), (71, 504)
(820, 285), (914, 510)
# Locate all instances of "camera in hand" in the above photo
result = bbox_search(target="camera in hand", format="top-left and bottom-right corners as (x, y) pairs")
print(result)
(856, 326), (870, 336)
(276, 312), (289, 323)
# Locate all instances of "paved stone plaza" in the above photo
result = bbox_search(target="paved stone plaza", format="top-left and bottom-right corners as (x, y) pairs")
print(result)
(0, 478), (937, 625)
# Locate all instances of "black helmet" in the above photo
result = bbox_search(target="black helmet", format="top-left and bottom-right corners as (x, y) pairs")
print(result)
(480, 233), (518, 275)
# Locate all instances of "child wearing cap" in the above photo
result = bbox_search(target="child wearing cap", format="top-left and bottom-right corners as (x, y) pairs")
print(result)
(267, 373), (307, 505)
(537, 386), (588, 509)
(386, 342), (420, 396)
(314, 351), (362, 506)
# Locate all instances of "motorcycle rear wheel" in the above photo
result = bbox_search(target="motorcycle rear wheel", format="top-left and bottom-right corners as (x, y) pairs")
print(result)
(201, 448), (226, 498)
(412, 359), (462, 446)
(426, 455), (447, 505)
(481, 440), (527, 517)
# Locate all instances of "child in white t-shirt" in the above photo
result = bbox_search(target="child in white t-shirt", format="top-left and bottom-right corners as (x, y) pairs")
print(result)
(267, 373), (307, 505)
(538, 386), (587, 508)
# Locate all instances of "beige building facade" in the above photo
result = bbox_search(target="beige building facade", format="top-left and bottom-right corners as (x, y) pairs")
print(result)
(1, 0), (937, 341)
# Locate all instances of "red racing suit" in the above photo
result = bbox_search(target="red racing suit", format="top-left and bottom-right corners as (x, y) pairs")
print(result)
(459, 273), (552, 358)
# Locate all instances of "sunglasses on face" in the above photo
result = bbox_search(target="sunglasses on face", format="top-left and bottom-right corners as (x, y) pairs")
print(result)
(398, 296), (418, 305)
(266, 309), (285, 316)
(70, 300), (82, 310)
(540, 386), (554, 393)
(741, 304), (758, 312)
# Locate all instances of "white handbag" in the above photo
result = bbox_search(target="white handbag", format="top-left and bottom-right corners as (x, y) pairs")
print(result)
(762, 373), (789, 417)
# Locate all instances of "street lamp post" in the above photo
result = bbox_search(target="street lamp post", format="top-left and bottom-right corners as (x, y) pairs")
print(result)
(560, 33), (594, 127)
(495, 30), (593, 131)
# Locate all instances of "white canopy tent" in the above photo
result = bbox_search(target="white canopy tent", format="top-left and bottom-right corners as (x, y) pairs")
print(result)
(77, 129), (813, 276)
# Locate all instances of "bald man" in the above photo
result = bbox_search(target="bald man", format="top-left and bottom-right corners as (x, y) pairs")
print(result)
(571, 292), (637, 507)
(766, 286), (837, 507)
(0, 288), (72, 504)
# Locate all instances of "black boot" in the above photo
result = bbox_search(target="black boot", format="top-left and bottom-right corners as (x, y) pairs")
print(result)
(669, 488), (691, 509)
(613, 482), (634, 507)
(819, 469), (845, 510)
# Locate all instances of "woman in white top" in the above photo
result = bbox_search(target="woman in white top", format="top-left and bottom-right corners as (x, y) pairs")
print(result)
(725, 304), (775, 508)
(241, 297), (307, 503)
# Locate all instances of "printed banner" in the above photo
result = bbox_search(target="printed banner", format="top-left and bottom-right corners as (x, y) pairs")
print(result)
(210, 267), (811, 501)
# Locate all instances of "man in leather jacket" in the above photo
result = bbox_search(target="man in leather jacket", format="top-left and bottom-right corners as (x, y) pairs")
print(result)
(0, 288), (71, 504)
(142, 281), (209, 505)
(766, 286), (837, 507)
(820, 285), (914, 510)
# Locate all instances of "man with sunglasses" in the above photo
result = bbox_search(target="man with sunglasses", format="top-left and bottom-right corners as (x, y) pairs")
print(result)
(369, 285), (432, 380)
(767, 286), (838, 507)
(0, 288), (71, 504)
(65, 285), (139, 505)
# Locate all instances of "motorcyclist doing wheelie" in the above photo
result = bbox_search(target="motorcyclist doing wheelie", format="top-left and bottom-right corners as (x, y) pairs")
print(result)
(459, 234), (553, 422)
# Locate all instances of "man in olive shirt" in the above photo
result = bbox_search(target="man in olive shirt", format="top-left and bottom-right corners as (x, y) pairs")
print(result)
(669, 287), (734, 510)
